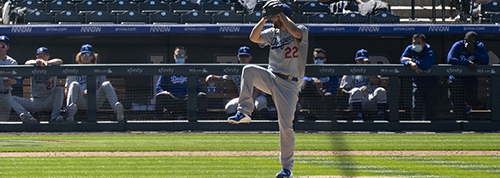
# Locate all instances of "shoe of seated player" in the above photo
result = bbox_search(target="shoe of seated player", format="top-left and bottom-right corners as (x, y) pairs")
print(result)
(227, 112), (251, 124)
(20, 113), (37, 123)
(275, 168), (292, 178)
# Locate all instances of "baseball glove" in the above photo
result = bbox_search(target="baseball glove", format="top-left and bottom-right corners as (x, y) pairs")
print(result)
(262, 0), (283, 19)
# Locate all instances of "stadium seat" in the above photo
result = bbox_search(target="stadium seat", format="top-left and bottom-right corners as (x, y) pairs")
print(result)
(307, 13), (337, 23)
(149, 10), (180, 24)
(299, 1), (330, 15)
(202, 0), (232, 14)
(138, 0), (170, 13)
(180, 10), (211, 23)
(46, 0), (76, 13)
(117, 10), (148, 24)
(16, 0), (45, 12)
(212, 11), (242, 23)
(285, 3), (299, 14)
(171, 0), (202, 14)
(76, 0), (107, 13)
(291, 12), (307, 23)
(24, 11), (53, 24)
(55, 10), (85, 24)
(338, 13), (369, 23)
(370, 12), (399, 24)
(243, 11), (263, 23)
(107, 0), (139, 12)
(85, 10), (116, 23)
(479, 1), (500, 23)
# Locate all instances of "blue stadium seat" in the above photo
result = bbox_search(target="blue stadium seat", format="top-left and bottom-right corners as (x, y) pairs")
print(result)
(85, 10), (116, 23)
(76, 0), (107, 13)
(370, 12), (399, 24)
(107, 0), (139, 12)
(338, 13), (368, 24)
(212, 11), (242, 23)
(117, 10), (148, 24)
(243, 11), (263, 23)
(291, 12), (307, 23)
(46, 0), (76, 13)
(149, 10), (180, 24)
(479, 1), (500, 23)
(307, 13), (337, 23)
(138, 0), (170, 12)
(180, 10), (211, 23)
(16, 0), (45, 11)
(171, 0), (201, 14)
(55, 10), (85, 24)
(299, 1), (330, 15)
(202, 0), (231, 14)
(24, 11), (53, 24)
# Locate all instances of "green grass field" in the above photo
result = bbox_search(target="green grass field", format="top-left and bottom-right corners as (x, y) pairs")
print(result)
(0, 133), (499, 177)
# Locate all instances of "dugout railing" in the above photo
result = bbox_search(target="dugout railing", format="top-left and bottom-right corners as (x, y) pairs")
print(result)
(0, 63), (499, 132)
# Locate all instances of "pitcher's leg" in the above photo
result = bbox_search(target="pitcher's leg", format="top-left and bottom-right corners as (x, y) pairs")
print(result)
(237, 65), (275, 115)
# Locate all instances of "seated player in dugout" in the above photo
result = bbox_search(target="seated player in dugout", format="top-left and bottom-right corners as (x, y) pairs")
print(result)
(339, 49), (387, 121)
(64, 44), (124, 122)
(155, 46), (207, 120)
(9, 47), (64, 123)
(205, 46), (270, 119)
(299, 48), (338, 120)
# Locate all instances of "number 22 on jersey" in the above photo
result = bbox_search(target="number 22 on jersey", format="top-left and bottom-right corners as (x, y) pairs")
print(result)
(285, 46), (298, 59)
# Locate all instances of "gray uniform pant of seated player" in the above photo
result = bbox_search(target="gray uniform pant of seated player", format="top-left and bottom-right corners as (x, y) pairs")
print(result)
(9, 87), (63, 120)
(67, 81), (121, 114)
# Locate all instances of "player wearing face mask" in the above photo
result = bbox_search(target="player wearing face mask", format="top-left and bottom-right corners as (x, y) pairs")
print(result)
(154, 46), (208, 120)
(400, 33), (439, 120)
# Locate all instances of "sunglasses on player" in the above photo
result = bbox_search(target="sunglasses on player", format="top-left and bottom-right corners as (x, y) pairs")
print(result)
(175, 54), (186, 58)
(0, 45), (8, 49)
(82, 53), (93, 57)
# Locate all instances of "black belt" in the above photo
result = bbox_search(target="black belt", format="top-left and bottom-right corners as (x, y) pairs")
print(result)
(0, 90), (9, 94)
(273, 72), (298, 82)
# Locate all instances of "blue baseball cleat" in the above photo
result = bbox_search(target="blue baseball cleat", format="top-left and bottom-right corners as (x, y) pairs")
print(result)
(227, 112), (251, 124)
(275, 168), (292, 178)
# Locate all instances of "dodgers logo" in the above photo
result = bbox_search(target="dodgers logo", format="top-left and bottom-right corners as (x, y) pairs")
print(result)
(171, 76), (187, 84)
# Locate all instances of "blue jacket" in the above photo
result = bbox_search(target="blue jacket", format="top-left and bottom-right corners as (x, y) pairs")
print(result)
(400, 44), (439, 87)
(156, 75), (201, 96)
(447, 40), (489, 81)
(302, 76), (338, 94)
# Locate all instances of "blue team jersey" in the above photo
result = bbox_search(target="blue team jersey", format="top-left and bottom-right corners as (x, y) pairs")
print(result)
(400, 44), (439, 87)
(156, 75), (201, 96)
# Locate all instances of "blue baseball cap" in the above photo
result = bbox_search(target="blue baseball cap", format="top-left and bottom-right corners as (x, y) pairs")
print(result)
(282, 4), (292, 18)
(80, 44), (94, 53)
(0, 35), (9, 46)
(355, 49), (369, 60)
(36, 47), (49, 55)
(238, 46), (251, 56)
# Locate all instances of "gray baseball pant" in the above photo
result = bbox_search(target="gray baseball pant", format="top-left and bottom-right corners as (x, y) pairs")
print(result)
(349, 87), (387, 110)
(237, 65), (299, 171)
(0, 92), (12, 121)
(67, 81), (120, 111)
(9, 87), (63, 120)
(225, 95), (267, 114)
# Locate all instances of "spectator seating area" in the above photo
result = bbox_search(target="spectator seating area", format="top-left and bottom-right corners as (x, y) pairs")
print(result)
(11, 0), (400, 24)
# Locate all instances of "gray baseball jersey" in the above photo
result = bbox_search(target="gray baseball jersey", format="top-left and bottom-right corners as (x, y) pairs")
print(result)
(340, 75), (380, 92)
(30, 76), (58, 98)
(0, 56), (19, 91)
(261, 25), (309, 79)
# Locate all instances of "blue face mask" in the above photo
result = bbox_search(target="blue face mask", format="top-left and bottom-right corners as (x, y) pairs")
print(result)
(175, 58), (185, 64)
(314, 59), (324, 64)
(412, 44), (423, 53)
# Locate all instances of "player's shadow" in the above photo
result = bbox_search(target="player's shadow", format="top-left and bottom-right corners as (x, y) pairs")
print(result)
(330, 127), (356, 177)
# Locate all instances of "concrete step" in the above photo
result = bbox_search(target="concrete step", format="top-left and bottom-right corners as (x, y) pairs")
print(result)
(391, 5), (457, 18)
(387, 0), (453, 6)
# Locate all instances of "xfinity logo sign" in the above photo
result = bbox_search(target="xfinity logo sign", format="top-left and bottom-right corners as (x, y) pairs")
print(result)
(62, 69), (79, 74)
(319, 68), (335, 74)
(415, 69), (431, 74)
(446, 68), (462, 74)
(127, 68), (143, 73)
(158, 68), (174, 73)
(223, 67), (239, 73)
(31, 69), (47, 75)
(350, 68), (366, 74)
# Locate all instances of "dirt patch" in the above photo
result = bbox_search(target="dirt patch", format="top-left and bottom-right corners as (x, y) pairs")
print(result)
(0, 150), (498, 157)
